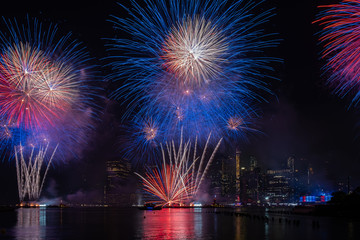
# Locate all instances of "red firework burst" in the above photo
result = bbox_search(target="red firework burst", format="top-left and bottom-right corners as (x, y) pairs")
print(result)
(0, 42), (79, 129)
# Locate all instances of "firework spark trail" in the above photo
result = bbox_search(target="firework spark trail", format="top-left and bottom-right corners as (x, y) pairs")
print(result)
(135, 133), (222, 205)
(109, 0), (278, 149)
(0, 17), (98, 202)
(15, 144), (57, 202)
(315, 0), (360, 104)
(194, 138), (222, 194)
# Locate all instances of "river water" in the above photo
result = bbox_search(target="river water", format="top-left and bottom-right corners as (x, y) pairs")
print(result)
(0, 207), (359, 239)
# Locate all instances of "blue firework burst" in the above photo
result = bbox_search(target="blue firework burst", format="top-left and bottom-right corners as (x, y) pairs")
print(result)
(108, 0), (278, 160)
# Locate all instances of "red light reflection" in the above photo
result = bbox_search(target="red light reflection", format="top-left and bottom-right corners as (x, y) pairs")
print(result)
(140, 208), (203, 239)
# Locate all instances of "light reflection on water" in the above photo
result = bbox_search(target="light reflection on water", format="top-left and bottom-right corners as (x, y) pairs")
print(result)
(193, 208), (203, 239)
(140, 208), (198, 239)
(235, 217), (242, 240)
(14, 208), (46, 240)
(0, 207), (359, 240)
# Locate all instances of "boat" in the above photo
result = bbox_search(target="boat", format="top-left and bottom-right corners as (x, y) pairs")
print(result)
(138, 203), (163, 210)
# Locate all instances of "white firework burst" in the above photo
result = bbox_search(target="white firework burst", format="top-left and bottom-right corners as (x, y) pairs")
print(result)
(162, 17), (228, 85)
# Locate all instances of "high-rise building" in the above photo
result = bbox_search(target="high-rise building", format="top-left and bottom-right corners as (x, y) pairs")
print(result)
(287, 156), (295, 172)
(208, 157), (222, 198)
(250, 155), (258, 171)
(265, 169), (293, 203)
(240, 166), (264, 204)
(208, 154), (236, 203)
(236, 148), (241, 201)
(221, 155), (236, 198)
(104, 159), (131, 205)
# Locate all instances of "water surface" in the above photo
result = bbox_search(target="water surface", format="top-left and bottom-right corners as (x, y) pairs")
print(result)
(0, 207), (359, 239)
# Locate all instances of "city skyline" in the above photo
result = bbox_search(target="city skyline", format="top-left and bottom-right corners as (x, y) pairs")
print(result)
(0, 0), (360, 205)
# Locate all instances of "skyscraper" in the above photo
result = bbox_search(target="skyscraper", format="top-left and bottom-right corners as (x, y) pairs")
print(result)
(287, 156), (295, 172)
(104, 158), (131, 205)
(236, 148), (241, 201)
(250, 155), (258, 171)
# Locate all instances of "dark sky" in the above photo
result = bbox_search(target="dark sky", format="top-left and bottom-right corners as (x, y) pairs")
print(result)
(1, 0), (360, 204)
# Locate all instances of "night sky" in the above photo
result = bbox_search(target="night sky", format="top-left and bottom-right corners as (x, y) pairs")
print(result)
(0, 0), (359, 204)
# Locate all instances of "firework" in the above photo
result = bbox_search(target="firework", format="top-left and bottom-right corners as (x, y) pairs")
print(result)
(0, 17), (96, 153)
(0, 17), (91, 131)
(227, 117), (244, 131)
(162, 16), (228, 85)
(15, 144), (58, 202)
(136, 164), (193, 206)
(0, 43), (81, 129)
(135, 133), (222, 206)
(120, 116), (162, 164)
(143, 118), (158, 141)
(315, 0), (360, 104)
(108, 0), (278, 148)
(0, 17), (97, 202)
